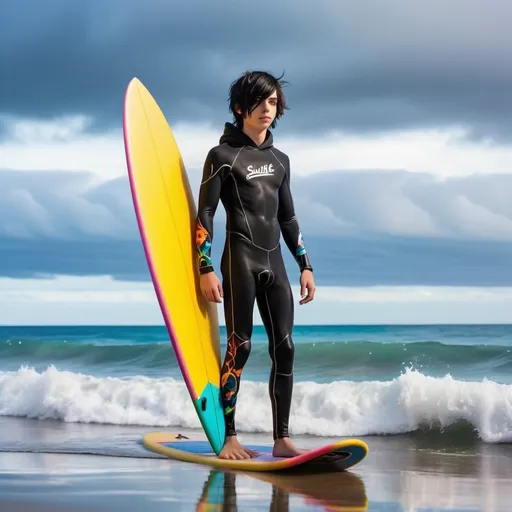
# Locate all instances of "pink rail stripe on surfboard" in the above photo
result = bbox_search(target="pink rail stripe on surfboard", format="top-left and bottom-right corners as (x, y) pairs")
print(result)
(122, 82), (197, 401)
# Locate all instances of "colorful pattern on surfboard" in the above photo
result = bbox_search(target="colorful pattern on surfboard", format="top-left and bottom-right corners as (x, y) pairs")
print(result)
(143, 432), (369, 472)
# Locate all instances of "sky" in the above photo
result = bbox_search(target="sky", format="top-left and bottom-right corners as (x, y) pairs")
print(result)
(1, 0), (512, 325)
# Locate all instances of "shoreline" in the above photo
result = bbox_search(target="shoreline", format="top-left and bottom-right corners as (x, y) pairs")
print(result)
(0, 417), (511, 511)
(1, 442), (510, 511)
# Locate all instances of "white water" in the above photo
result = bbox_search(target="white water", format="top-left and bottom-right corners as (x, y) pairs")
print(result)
(1, 365), (511, 443)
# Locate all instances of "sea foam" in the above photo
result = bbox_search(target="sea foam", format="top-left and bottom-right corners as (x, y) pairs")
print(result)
(1, 365), (511, 443)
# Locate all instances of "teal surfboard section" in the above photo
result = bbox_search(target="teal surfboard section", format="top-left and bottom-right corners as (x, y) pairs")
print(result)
(193, 383), (225, 455)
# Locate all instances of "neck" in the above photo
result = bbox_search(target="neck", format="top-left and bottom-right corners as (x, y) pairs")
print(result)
(242, 124), (267, 146)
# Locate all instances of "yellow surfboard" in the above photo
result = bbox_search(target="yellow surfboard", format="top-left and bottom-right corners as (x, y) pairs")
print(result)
(122, 77), (225, 454)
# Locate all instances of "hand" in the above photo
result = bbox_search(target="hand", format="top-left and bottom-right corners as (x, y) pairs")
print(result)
(299, 270), (315, 305)
(200, 272), (223, 303)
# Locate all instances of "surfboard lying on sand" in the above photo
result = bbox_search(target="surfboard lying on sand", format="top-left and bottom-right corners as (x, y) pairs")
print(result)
(122, 77), (225, 455)
(143, 432), (368, 472)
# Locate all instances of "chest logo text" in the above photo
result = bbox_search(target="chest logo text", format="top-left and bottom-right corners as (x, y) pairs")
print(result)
(246, 163), (274, 180)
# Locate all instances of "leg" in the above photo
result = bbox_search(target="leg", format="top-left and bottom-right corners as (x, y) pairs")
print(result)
(218, 236), (259, 460)
(256, 250), (306, 457)
(257, 273), (294, 441)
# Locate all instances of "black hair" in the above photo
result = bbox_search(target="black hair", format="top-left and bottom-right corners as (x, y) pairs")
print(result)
(228, 71), (289, 129)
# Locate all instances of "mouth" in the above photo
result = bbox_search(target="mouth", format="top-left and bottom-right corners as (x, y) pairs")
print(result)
(260, 116), (272, 122)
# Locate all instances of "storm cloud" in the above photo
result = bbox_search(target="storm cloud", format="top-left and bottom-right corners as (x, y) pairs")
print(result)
(1, 0), (512, 140)
(2, 0), (511, 288)
(1, 168), (511, 286)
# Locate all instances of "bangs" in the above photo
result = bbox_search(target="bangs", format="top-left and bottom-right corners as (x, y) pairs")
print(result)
(228, 71), (289, 129)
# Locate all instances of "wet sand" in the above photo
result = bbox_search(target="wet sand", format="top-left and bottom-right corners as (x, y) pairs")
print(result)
(0, 419), (512, 511)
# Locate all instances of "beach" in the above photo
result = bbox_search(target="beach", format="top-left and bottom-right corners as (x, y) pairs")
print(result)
(1, 417), (511, 511)
(3, 0), (512, 508)
(1, 324), (512, 511)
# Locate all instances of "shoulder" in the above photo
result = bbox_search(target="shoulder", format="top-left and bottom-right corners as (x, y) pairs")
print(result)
(269, 146), (290, 172)
(204, 144), (222, 162)
(201, 145), (236, 183)
(206, 143), (240, 164)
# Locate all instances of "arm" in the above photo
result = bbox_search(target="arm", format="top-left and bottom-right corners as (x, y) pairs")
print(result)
(277, 162), (313, 273)
(195, 149), (227, 275)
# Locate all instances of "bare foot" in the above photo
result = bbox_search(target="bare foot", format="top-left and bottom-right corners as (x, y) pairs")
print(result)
(218, 435), (259, 460)
(272, 437), (308, 458)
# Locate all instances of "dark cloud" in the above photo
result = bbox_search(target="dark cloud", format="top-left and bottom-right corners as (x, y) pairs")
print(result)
(300, 235), (512, 287)
(1, 168), (512, 286)
(2, 238), (148, 281)
(0, 170), (136, 239)
(1, 0), (512, 141)
(2, 235), (511, 287)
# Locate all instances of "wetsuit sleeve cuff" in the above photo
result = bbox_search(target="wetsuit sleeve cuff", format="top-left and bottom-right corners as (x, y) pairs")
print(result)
(199, 265), (214, 275)
(297, 252), (313, 273)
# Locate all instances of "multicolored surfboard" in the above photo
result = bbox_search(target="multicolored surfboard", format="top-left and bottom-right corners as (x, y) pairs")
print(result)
(143, 432), (369, 473)
(123, 78), (225, 454)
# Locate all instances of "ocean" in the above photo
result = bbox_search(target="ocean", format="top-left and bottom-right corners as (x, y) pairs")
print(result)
(1, 323), (511, 450)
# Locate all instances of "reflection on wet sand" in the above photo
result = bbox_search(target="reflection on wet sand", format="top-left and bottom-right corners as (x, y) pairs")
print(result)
(361, 436), (512, 512)
(1, 417), (512, 511)
(193, 435), (512, 512)
(195, 469), (368, 512)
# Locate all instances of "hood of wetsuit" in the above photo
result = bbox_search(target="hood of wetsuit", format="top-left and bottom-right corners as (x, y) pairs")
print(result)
(219, 122), (274, 150)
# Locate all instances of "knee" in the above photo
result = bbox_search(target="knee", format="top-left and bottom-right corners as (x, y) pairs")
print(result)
(227, 334), (252, 366)
(236, 337), (252, 362)
(270, 334), (294, 364)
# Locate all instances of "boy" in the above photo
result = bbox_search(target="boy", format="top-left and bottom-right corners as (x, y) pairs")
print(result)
(195, 71), (316, 460)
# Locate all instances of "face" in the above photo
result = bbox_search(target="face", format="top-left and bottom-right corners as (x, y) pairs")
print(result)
(239, 90), (278, 131)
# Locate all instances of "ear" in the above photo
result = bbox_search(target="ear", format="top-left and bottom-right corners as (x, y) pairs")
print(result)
(235, 104), (242, 115)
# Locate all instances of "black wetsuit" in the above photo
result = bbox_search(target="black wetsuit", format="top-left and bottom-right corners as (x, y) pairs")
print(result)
(196, 122), (312, 440)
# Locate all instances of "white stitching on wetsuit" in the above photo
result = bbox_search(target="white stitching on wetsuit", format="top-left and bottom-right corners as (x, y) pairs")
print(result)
(270, 149), (300, 220)
(228, 221), (235, 349)
(230, 173), (254, 243)
(257, 269), (268, 282)
(264, 290), (279, 439)
(269, 149), (285, 170)
(227, 226), (251, 346)
(231, 146), (245, 168)
(274, 334), (289, 350)
(208, 146), (244, 351)
(229, 231), (280, 252)
(226, 331), (251, 344)
(200, 163), (232, 185)
(274, 334), (293, 376)
(228, 146), (255, 242)
(201, 145), (243, 184)
(266, 249), (275, 287)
